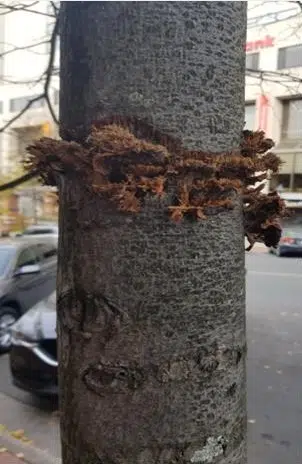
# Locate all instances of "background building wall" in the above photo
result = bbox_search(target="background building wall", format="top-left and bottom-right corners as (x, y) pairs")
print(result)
(245, 6), (302, 194)
(0, 2), (302, 201)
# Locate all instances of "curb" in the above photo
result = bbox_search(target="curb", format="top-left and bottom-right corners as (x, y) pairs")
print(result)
(246, 243), (268, 254)
(0, 430), (61, 464)
(251, 245), (268, 254)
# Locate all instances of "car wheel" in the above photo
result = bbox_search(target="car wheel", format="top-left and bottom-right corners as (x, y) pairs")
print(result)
(0, 307), (19, 353)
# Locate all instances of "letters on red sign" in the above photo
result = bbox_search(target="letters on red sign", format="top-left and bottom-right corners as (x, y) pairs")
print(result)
(245, 35), (275, 52)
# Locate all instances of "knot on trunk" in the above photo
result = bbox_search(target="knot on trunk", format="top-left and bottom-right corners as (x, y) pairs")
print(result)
(25, 117), (287, 250)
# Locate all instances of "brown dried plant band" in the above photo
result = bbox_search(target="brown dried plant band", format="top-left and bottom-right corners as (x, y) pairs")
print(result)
(25, 116), (287, 251)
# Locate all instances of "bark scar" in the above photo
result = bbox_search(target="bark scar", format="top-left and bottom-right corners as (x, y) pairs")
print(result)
(82, 361), (145, 396)
(58, 288), (130, 341)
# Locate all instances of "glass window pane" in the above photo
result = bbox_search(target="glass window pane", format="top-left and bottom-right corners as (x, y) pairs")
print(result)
(278, 44), (302, 69)
(246, 52), (259, 70)
(10, 96), (44, 112)
(270, 174), (291, 191)
(293, 174), (302, 192)
(282, 99), (302, 139)
(245, 104), (256, 130)
(16, 248), (38, 268)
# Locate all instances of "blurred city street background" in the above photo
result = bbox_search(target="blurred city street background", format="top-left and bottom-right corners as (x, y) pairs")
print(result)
(1, 249), (302, 464)
(0, 1), (302, 463)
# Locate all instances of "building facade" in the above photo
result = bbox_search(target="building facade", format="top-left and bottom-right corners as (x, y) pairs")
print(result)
(0, 1), (59, 229)
(0, 2), (302, 220)
(245, 5), (302, 194)
(0, 1), (59, 173)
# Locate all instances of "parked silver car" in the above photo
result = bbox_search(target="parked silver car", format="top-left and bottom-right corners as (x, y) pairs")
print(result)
(20, 224), (58, 241)
(0, 238), (57, 352)
(10, 292), (57, 396)
(271, 214), (302, 257)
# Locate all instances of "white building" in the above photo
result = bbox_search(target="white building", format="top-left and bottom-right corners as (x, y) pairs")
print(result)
(245, 4), (302, 194)
(0, 1), (302, 198)
(0, 1), (59, 175)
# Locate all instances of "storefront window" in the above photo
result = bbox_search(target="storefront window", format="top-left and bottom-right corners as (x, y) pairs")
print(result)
(293, 174), (302, 192)
(270, 174), (291, 191)
(245, 103), (256, 130)
(281, 98), (302, 140)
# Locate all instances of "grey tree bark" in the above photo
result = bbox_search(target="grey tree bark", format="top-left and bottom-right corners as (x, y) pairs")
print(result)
(58, 2), (247, 463)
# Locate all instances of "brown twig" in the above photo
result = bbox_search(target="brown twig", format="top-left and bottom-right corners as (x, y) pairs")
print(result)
(0, 170), (39, 192)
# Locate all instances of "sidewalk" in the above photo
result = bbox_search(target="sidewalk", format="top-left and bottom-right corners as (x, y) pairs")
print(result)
(245, 240), (268, 254)
(0, 450), (26, 463)
(0, 392), (60, 464)
(250, 243), (268, 254)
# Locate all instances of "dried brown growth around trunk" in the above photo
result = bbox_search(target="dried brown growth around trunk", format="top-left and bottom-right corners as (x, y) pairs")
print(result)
(26, 118), (286, 250)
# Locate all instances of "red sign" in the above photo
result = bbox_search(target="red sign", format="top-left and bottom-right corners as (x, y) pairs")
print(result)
(258, 94), (269, 132)
(245, 35), (275, 52)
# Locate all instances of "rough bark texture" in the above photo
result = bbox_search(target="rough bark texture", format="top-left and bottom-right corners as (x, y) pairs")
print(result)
(59, 2), (247, 464)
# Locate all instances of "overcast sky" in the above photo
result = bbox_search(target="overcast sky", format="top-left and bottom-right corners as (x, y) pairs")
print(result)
(248, 1), (300, 19)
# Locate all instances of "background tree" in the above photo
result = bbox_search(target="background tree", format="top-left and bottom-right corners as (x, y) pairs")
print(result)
(0, 0), (302, 193)
(0, 1), (289, 463)
(50, 2), (248, 463)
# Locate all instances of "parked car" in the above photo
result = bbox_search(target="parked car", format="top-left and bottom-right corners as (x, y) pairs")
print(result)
(0, 238), (57, 352)
(270, 214), (302, 257)
(19, 224), (58, 241)
(10, 292), (57, 396)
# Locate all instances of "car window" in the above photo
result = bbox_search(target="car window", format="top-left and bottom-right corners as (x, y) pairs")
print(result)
(34, 243), (57, 262)
(23, 228), (56, 235)
(16, 247), (39, 269)
(0, 247), (15, 277)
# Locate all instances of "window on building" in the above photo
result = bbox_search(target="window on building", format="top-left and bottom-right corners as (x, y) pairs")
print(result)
(270, 174), (291, 192)
(278, 44), (302, 69)
(54, 89), (59, 105)
(293, 153), (302, 191)
(270, 153), (302, 192)
(281, 98), (302, 140)
(293, 174), (302, 192)
(245, 103), (256, 130)
(9, 96), (44, 113)
(246, 52), (259, 70)
(13, 126), (44, 161)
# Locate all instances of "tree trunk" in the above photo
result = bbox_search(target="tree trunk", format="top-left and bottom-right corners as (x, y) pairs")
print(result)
(58, 2), (247, 463)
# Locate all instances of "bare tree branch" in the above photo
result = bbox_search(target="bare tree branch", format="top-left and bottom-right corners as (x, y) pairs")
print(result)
(43, 14), (59, 124)
(1, 1), (302, 202)
(0, 75), (46, 85)
(0, 2), (55, 18)
(246, 68), (302, 84)
(289, 1), (302, 11)
(0, 1), (39, 14)
(0, 95), (45, 133)
(50, 0), (59, 18)
(0, 13), (59, 132)
(0, 170), (39, 192)
(45, 92), (58, 124)
(0, 39), (50, 58)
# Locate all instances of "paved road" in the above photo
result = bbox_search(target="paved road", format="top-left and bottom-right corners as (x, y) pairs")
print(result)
(246, 251), (302, 464)
(0, 250), (302, 463)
